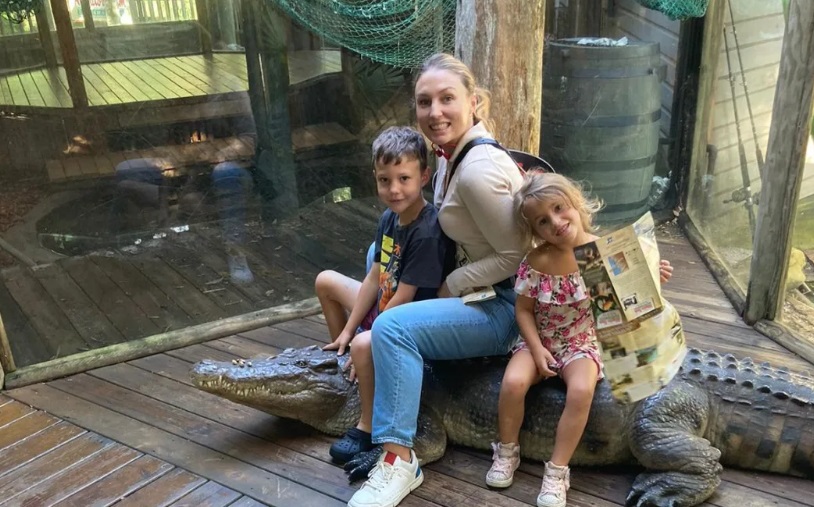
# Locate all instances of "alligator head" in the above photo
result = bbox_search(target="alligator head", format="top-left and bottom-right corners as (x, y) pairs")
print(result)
(190, 345), (360, 435)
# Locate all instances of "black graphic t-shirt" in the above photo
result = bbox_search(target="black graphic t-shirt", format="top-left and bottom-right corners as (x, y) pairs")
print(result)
(374, 203), (454, 312)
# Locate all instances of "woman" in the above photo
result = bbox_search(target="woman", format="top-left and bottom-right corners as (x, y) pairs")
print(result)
(347, 53), (525, 507)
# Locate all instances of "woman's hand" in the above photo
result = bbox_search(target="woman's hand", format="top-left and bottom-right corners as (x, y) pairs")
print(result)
(659, 259), (674, 283)
(323, 329), (354, 356)
(532, 347), (558, 379)
(437, 281), (453, 298)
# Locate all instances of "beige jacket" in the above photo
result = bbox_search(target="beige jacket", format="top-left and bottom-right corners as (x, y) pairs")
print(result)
(432, 123), (525, 296)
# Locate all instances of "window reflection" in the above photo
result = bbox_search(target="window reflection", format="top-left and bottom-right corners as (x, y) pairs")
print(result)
(0, 4), (412, 366)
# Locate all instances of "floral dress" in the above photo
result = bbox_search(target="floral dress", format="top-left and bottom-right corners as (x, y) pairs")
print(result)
(514, 257), (604, 378)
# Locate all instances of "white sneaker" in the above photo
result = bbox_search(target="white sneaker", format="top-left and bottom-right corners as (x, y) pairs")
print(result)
(347, 450), (424, 507)
(485, 442), (520, 488)
(537, 461), (570, 507)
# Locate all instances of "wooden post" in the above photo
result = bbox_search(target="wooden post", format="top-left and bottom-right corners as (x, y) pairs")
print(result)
(0, 312), (15, 377)
(566, 0), (601, 37)
(195, 0), (213, 55)
(744, 0), (814, 324)
(241, 0), (269, 149)
(241, 0), (298, 219)
(685, 0), (725, 213)
(50, 0), (89, 109)
(257, 3), (298, 217)
(341, 48), (363, 134)
(545, 0), (555, 36)
(456, 0), (545, 154)
(34, 2), (58, 68)
(80, 0), (96, 30)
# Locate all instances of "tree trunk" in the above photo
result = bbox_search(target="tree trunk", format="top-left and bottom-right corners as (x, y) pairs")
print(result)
(455, 0), (545, 155)
(744, 0), (814, 323)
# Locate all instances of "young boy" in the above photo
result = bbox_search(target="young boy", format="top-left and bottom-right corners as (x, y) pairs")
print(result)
(315, 126), (453, 463)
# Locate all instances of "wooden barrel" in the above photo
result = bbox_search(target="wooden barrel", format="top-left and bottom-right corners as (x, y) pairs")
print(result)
(540, 40), (664, 225)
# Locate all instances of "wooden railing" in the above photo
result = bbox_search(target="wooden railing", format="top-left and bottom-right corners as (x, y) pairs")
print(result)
(129, 0), (198, 23)
(0, 13), (38, 35)
(0, 0), (202, 37)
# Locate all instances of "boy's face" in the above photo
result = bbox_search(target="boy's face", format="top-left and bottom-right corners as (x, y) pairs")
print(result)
(374, 157), (429, 218)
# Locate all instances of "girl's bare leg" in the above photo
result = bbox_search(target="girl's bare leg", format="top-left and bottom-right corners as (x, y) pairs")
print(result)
(550, 358), (598, 465)
(498, 350), (541, 444)
(314, 270), (362, 339)
(350, 330), (374, 433)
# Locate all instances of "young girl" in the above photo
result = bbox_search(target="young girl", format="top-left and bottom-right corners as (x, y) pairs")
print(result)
(485, 172), (672, 507)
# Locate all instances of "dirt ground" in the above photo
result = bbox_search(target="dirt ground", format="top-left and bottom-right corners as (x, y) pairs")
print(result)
(0, 177), (48, 268)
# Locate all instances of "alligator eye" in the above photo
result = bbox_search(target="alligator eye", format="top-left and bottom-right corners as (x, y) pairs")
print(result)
(294, 360), (307, 368)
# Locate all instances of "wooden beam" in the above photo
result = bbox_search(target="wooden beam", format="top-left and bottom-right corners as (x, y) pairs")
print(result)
(195, 0), (213, 55)
(685, 0), (725, 212)
(255, 2), (299, 217)
(545, 0), (555, 35)
(456, 0), (545, 154)
(49, 0), (89, 109)
(670, 16), (706, 205)
(3, 297), (321, 389)
(566, 0), (601, 37)
(80, 0), (96, 31)
(341, 48), (363, 134)
(34, 2), (57, 68)
(744, 0), (814, 324)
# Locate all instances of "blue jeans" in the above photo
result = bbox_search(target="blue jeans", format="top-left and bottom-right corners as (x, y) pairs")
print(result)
(369, 284), (518, 448)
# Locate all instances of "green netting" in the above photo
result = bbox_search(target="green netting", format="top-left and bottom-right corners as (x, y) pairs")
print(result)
(635, 0), (709, 20)
(271, 0), (456, 69)
(0, 0), (39, 23)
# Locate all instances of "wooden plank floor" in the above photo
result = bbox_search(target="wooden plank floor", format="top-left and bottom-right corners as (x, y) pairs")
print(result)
(0, 197), (380, 367)
(0, 51), (341, 110)
(3, 225), (814, 506)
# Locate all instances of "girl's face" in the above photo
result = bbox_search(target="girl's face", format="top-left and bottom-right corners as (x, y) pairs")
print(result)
(523, 196), (585, 249)
(414, 68), (477, 151)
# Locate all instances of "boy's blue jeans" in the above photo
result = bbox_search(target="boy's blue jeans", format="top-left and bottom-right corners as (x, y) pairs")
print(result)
(366, 240), (519, 448)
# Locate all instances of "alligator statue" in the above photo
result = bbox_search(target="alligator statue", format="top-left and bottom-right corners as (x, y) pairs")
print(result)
(190, 345), (814, 507)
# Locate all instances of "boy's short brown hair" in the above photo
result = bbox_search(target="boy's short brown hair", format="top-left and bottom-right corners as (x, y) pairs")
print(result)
(371, 126), (428, 170)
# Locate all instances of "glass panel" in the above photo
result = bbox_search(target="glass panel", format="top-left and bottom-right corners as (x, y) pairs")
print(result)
(0, 4), (47, 74)
(686, 0), (786, 290)
(0, 3), (413, 367)
(66, 0), (204, 63)
(781, 107), (814, 334)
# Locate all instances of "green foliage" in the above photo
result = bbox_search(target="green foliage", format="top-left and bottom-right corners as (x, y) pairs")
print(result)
(0, 0), (40, 23)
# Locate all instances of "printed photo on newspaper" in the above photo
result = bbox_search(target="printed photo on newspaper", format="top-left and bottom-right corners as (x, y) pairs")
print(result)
(574, 212), (687, 403)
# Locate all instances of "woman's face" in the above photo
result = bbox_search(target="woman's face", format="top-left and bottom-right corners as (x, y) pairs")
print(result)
(414, 68), (477, 151)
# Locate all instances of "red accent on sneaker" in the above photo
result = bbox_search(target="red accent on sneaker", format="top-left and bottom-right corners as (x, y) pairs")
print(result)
(384, 451), (398, 466)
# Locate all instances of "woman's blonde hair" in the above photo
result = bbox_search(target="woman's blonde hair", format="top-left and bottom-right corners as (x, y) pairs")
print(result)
(513, 171), (603, 250)
(414, 53), (494, 133)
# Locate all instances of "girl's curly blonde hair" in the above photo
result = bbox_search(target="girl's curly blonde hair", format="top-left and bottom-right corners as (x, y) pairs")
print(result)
(513, 171), (603, 250)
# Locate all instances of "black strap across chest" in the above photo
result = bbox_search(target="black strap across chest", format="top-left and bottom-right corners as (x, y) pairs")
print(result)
(448, 137), (555, 182)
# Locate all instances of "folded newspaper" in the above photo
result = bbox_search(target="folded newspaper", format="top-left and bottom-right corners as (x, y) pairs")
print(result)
(574, 212), (687, 403)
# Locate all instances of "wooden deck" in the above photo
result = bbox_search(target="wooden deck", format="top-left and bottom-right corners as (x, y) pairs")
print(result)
(2, 226), (814, 506)
(0, 51), (341, 111)
(0, 197), (379, 367)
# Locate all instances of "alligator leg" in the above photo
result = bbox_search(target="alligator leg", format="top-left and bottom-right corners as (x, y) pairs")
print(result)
(413, 403), (448, 465)
(626, 381), (723, 507)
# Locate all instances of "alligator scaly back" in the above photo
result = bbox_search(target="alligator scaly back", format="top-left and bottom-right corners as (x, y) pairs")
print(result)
(679, 348), (814, 477)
